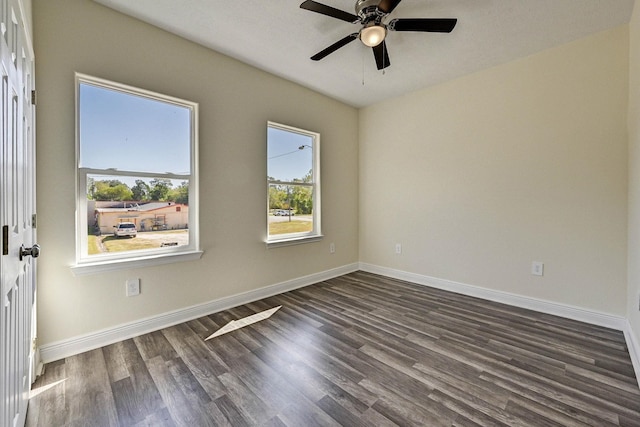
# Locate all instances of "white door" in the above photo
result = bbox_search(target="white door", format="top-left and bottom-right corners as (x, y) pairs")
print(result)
(0, 0), (36, 426)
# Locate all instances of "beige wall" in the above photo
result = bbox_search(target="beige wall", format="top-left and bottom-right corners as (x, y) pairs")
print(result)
(33, 0), (359, 345)
(628, 2), (640, 348)
(359, 26), (629, 315)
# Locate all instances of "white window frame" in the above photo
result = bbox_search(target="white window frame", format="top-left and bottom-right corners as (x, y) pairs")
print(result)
(266, 121), (322, 247)
(72, 73), (201, 275)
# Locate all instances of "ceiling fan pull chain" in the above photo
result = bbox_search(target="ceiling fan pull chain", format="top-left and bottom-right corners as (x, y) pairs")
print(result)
(382, 46), (386, 75)
(362, 48), (366, 85)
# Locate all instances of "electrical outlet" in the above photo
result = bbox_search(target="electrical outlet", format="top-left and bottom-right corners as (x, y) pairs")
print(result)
(395, 243), (402, 255)
(329, 242), (335, 254)
(531, 261), (544, 276)
(126, 278), (140, 297)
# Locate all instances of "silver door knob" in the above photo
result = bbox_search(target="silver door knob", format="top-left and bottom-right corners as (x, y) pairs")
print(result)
(20, 244), (40, 260)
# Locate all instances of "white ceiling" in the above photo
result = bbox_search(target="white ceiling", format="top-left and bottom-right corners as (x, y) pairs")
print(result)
(94, 0), (634, 108)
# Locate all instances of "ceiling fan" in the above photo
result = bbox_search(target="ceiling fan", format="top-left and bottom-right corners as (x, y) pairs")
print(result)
(300, 0), (457, 70)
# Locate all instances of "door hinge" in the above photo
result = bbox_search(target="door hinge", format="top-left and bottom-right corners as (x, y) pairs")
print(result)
(31, 89), (37, 105)
(2, 225), (7, 255)
(32, 337), (38, 352)
(32, 213), (37, 228)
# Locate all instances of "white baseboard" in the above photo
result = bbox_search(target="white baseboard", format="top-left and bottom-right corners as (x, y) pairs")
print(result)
(359, 262), (640, 388)
(359, 263), (626, 329)
(623, 321), (640, 388)
(39, 263), (359, 363)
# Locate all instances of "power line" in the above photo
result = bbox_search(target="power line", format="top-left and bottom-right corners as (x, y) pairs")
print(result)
(268, 145), (311, 160)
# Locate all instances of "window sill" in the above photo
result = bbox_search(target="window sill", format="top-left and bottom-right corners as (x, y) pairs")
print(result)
(266, 235), (323, 249)
(70, 250), (204, 276)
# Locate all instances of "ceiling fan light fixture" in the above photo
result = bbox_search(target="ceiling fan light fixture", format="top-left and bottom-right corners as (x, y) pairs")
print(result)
(360, 24), (386, 47)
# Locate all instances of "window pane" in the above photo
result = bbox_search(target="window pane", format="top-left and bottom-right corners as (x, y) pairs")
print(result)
(86, 174), (189, 256)
(266, 122), (319, 244)
(268, 184), (313, 236)
(79, 83), (191, 174)
(267, 127), (313, 182)
(76, 75), (198, 265)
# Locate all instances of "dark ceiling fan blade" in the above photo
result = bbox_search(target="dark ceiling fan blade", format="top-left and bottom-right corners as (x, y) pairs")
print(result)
(300, 0), (359, 23)
(377, 0), (403, 14)
(388, 18), (457, 33)
(311, 33), (359, 61)
(372, 41), (390, 70)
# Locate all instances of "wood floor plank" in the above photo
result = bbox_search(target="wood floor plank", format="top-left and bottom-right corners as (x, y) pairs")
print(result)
(506, 394), (602, 427)
(428, 389), (512, 427)
(565, 363), (640, 396)
(479, 371), (622, 426)
(412, 361), (511, 410)
(118, 338), (166, 419)
(316, 394), (370, 427)
(132, 407), (176, 427)
(213, 394), (252, 427)
(217, 372), (276, 424)
(260, 415), (288, 427)
(111, 377), (147, 426)
(619, 413), (640, 427)
(358, 407), (399, 427)
(27, 271), (640, 426)
(249, 315), (367, 387)
(253, 344), (371, 417)
(102, 341), (130, 384)
(362, 379), (454, 427)
(133, 330), (179, 362)
(504, 399), (567, 427)
(276, 397), (342, 427)
(64, 349), (119, 427)
(161, 323), (228, 399)
(144, 355), (215, 427)
(165, 357), (212, 407)
(225, 350), (307, 413)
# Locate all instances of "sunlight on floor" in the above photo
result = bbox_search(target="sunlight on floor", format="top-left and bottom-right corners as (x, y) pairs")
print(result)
(205, 305), (282, 340)
(30, 379), (67, 398)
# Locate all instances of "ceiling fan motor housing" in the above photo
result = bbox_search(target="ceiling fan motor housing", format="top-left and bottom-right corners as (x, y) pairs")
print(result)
(356, 0), (386, 24)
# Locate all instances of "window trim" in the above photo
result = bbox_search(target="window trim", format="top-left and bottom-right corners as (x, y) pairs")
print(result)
(266, 121), (321, 247)
(72, 73), (200, 272)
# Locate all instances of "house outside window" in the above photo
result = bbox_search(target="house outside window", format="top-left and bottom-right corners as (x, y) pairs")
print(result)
(74, 74), (200, 273)
(267, 121), (321, 246)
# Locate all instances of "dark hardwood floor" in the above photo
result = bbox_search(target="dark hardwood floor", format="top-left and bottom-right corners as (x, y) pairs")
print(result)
(26, 271), (640, 426)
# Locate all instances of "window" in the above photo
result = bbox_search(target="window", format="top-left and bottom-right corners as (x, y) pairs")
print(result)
(73, 74), (200, 273)
(267, 121), (321, 246)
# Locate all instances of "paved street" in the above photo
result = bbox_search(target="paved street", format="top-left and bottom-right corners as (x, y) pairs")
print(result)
(268, 214), (313, 223)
